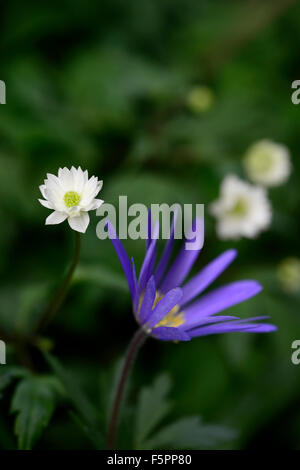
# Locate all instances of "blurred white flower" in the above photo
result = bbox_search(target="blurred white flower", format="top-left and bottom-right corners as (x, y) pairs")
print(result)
(186, 86), (215, 113)
(210, 175), (272, 240)
(277, 257), (300, 293)
(39, 167), (103, 233)
(243, 139), (291, 187)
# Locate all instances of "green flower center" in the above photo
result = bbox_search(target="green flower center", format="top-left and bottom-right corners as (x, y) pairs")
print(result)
(228, 198), (249, 217)
(64, 191), (81, 208)
(250, 151), (274, 173)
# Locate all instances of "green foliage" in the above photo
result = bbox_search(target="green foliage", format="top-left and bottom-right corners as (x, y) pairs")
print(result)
(0, 283), (50, 336)
(134, 374), (237, 450)
(143, 417), (237, 450)
(0, 366), (29, 398)
(45, 353), (106, 449)
(11, 375), (62, 450)
(74, 265), (128, 292)
(0, 0), (300, 450)
(135, 374), (172, 448)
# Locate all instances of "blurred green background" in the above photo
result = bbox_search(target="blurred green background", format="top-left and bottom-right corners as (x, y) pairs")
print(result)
(0, 0), (300, 450)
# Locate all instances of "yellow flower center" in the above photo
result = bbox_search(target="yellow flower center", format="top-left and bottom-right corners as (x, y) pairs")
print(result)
(64, 191), (81, 208)
(139, 290), (185, 329)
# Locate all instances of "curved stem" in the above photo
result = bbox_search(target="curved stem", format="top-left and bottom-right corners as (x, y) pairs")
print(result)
(107, 328), (147, 450)
(33, 231), (81, 336)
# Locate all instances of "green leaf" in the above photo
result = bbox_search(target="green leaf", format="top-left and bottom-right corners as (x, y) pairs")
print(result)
(134, 374), (237, 450)
(142, 416), (237, 450)
(45, 353), (105, 448)
(0, 372), (12, 395)
(69, 411), (106, 450)
(0, 282), (50, 336)
(134, 374), (172, 448)
(98, 358), (135, 449)
(99, 358), (123, 425)
(0, 366), (29, 398)
(11, 375), (60, 450)
(74, 265), (128, 292)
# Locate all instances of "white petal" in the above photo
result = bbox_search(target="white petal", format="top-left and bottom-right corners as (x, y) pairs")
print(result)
(44, 187), (65, 211)
(83, 199), (104, 211)
(45, 211), (68, 225)
(66, 205), (81, 217)
(45, 177), (64, 196)
(58, 167), (74, 190)
(58, 167), (70, 179)
(38, 199), (53, 209)
(71, 166), (78, 180)
(46, 173), (62, 190)
(81, 179), (103, 205)
(39, 185), (47, 199)
(75, 167), (85, 193)
(68, 213), (90, 233)
(96, 180), (103, 193)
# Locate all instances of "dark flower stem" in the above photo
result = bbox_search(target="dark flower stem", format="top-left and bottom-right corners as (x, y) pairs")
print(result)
(107, 328), (147, 450)
(33, 231), (81, 336)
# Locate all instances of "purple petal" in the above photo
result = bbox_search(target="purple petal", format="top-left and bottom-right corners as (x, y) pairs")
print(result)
(183, 281), (262, 328)
(181, 249), (237, 306)
(184, 315), (239, 329)
(146, 210), (152, 250)
(147, 211), (160, 247)
(225, 315), (270, 325)
(107, 221), (135, 301)
(146, 287), (183, 329)
(155, 212), (177, 286)
(151, 326), (190, 341)
(138, 221), (159, 292)
(189, 321), (277, 337)
(239, 324), (277, 333)
(131, 257), (139, 312)
(138, 276), (156, 325)
(160, 218), (203, 293)
(147, 242), (157, 285)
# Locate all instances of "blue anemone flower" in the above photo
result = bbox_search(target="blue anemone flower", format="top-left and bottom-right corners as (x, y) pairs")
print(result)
(107, 214), (276, 342)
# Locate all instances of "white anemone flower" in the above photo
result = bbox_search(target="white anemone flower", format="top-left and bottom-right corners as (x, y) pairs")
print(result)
(210, 175), (272, 240)
(39, 167), (103, 233)
(243, 139), (291, 187)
